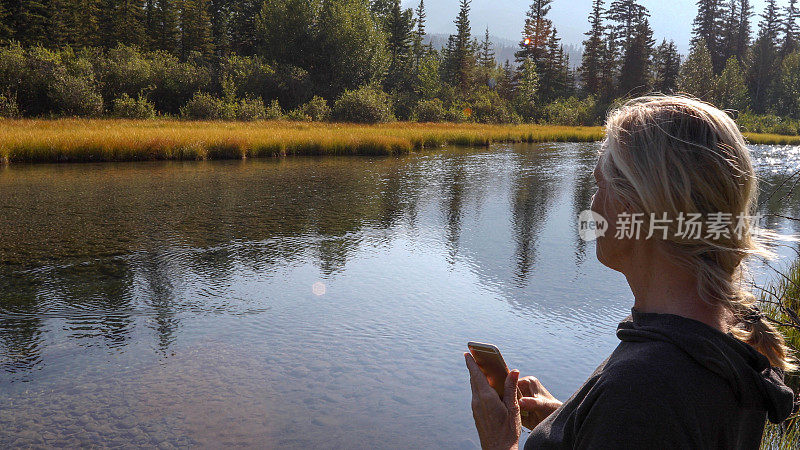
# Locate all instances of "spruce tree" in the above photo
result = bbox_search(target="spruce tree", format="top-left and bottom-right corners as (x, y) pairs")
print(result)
(608, 0), (651, 97)
(153, 0), (181, 54)
(478, 27), (496, 69)
(608, 0), (649, 46)
(515, 0), (553, 72)
(747, 0), (781, 112)
(691, 0), (725, 73)
(181, 0), (215, 60)
(0, 1), (11, 41)
(412, 0), (426, 66)
(653, 39), (680, 93)
(443, 0), (477, 92)
(735, 0), (752, 57)
(230, 0), (260, 55)
(599, 28), (620, 100)
(781, 0), (799, 57)
(385, 0), (414, 91)
(14, 0), (51, 46)
(617, 17), (654, 96)
(497, 60), (516, 101)
(515, 56), (539, 119)
(579, 0), (605, 96)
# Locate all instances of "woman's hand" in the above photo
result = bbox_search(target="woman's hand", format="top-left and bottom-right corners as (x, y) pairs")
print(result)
(464, 352), (522, 450)
(517, 376), (562, 430)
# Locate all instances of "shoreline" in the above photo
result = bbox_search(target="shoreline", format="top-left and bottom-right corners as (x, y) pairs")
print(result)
(0, 119), (794, 165)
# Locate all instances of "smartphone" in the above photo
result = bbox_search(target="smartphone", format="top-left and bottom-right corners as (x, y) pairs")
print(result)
(467, 341), (513, 399)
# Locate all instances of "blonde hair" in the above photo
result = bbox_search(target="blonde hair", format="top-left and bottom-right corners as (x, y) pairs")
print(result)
(600, 95), (797, 372)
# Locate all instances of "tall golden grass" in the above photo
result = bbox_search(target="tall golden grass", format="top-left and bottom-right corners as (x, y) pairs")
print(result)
(0, 119), (604, 164)
(0, 119), (794, 164)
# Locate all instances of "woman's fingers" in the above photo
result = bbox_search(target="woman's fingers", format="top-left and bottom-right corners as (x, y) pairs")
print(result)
(518, 396), (541, 411)
(464, 352), (495, 401)
(519, 376), (541, 396)
(503, 370), (520, 413)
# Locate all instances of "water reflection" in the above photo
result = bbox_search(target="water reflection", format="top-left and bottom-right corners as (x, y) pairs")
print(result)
(0, 143), (798, 447)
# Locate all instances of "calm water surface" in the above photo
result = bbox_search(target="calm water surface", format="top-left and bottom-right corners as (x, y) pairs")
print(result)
(1, 143), (799, 448)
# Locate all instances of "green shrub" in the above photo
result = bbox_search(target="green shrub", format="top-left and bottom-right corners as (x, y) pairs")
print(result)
(286, 108), (312, 121)
(470, 89), (515, 124)
(332, 85), (393, 123)
(97, 44), (155, 105)
(391, 90), (417, 120)
(112, 93), (156, 119)
(219, 54), (277, 102)
(736, 112), (800, 135)
(50, 73), (104, 116)
(445, 105), (468, 123)
(180, 92), (235, 120)
(541, 96), (598, 126)
(235, 97), (267, 121)
(0, 92), (19, 117)
(150, 51), (212, 114)
(298, 95), (330, 121)
(413, 98), (446, 122)
(264, 99), (284, 120)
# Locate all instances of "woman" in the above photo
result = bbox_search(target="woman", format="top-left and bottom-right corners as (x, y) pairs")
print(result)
(465, 96), (798, 449)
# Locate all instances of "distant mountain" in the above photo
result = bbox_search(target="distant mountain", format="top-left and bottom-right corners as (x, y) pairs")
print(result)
(424, 33), (582, 69)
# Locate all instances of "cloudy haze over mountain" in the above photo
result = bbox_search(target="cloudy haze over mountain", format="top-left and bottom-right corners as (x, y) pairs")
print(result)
(406, 0), (780, 54)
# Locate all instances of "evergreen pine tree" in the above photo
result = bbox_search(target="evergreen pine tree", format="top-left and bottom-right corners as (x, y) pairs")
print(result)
(442, 0), (477, 92)
(735, 0), (753, 57)
(653, 39), (680, 93)
(152, 0), (180, 54)
(599, 28), (620, 100)
(0, 1), (11, 41)
(229, 0), (260, 55)
(385, 0), (414, 91)
(478, 27), (496, 69)
(515, 0), (553, 72)
(608, 0), (649, 46)
(14, 0), (51, 46)
(579, 0), (605, 96)
(747, 0), (781, 112)
(181, 0), (215, 60)
(497, 59), (516, 101)
(617, 16), (654, 96)
(691, 0), (725, 73)
(514, 56), (539, 119)
(412, 0), (427, 66)
(781, 0), (799, 57)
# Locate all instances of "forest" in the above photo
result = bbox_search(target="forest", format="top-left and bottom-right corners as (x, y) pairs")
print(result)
(0, 0), (799, 133)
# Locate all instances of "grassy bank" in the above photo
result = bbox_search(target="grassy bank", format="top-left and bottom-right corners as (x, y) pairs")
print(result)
(760, 259), (800, 449)
(0, 119), (604, 164)
(0, 120), (795, 165)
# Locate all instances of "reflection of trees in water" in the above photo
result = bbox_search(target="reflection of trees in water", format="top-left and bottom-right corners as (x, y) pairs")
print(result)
(139, 250), (180, 354)
(58, 259), (135, 348)
(441, 159), (466, 264)
(569, 149), (600, 267)
(0, 157), (432, 374)
(510, 151), (562, 286)
(0, 274), (45, 376)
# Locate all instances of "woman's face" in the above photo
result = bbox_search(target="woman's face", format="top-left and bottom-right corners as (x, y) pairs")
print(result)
(590, 153), (633, 273)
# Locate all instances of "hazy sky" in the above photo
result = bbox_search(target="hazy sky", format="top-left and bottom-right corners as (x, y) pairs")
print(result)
(407, 0), (784, 52)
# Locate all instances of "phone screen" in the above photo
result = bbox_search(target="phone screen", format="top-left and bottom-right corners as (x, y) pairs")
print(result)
(468, 342), (510, 399)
